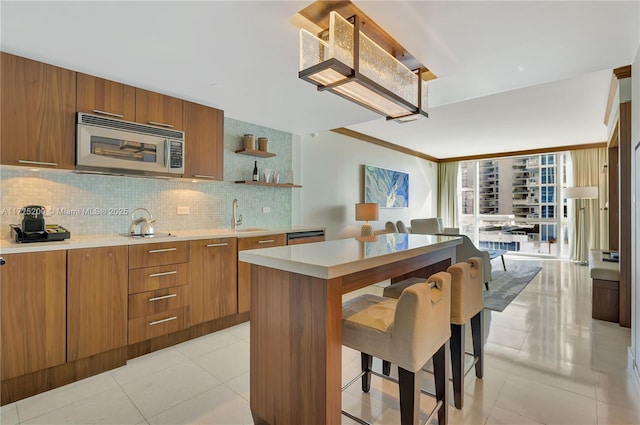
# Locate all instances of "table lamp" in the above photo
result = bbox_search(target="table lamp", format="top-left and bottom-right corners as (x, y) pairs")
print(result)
(565, 186), (598, 265)
(355, 203), (379, 237)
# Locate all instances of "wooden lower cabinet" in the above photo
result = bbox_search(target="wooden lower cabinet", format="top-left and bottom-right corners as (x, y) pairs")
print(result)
(127, 241), (191, 343)
(128, 307), (190, 344)
(67, 246), (128, 361)
(1, 251), (67, 379)
(190, 238), (238, 324)
(237, 234), (286, 313)
(128, 262), (190, 294)
(127, 283), (191, 344)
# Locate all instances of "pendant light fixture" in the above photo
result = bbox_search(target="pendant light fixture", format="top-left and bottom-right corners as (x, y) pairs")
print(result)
(299, 10), (429, 123)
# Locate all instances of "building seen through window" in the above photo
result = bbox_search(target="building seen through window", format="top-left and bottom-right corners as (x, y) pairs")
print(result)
(458, 153), (570, 257)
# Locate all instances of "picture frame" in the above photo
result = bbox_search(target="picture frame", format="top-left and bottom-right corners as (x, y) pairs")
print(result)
(364, 164), (409, 208)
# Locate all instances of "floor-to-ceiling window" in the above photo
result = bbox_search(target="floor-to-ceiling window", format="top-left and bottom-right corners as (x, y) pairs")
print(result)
(459, 153), (570, 257)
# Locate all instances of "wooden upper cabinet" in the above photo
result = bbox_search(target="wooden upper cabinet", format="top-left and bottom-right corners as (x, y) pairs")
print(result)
(1, 52), (76, 169)
(1, 251), (67, 379)
(183, 101), (224, 180)
(76, 73), (135, 121)
(135, 88), (183, 130)
(67, 246), (128, 361)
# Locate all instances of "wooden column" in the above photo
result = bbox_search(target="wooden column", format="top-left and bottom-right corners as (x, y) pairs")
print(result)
(608, 144), (619, 250)
(619, 100), (632, 327)
(608, 65), (632, 328)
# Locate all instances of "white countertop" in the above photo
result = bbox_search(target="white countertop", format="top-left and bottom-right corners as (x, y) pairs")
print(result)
(238, 233), (462, 279)
(0, 225), (324, 254)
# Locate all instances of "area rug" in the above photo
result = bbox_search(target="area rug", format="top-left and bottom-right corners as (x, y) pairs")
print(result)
(484, 264), (542, 312)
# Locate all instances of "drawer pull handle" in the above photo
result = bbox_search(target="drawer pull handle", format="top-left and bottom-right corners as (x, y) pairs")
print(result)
(257, 239), (275, 244)
(149, 293), (177, 302)
(148, 121), (174, 128)
(193, 175), (217, 180)
(148, 270), (177, 278)
(18, 160), (58, 166)
(207, 243), (228, 247)
(148, 248), (177, 253)
(149, 316), (177, 326)
(92, 109), (124, 118)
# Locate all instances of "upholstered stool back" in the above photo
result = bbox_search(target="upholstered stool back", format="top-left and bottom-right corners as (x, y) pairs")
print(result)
(448, 257), (484, 325)
(342, 272), (452, 424)
(342, 272), (451, 373)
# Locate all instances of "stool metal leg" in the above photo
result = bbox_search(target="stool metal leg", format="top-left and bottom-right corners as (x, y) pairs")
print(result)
(432, 342), (449, 425)
(361, 353), (373, 393)
(450, 323), (465, 409)
(471, 310), (484, 379)
(398, 367), (421, 425)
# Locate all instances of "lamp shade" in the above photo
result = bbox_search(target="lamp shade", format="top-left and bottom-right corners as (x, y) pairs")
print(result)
(564, 186), (598, 199)
(355, 203), (379, 221)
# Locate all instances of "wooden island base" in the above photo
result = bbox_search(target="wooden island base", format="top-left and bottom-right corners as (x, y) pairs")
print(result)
(248, 243), (456, 424)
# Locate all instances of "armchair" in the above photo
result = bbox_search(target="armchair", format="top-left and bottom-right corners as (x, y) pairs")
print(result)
(410, 218), (492, 289)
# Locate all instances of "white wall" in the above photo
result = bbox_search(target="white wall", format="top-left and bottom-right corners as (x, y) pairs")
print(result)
(297, 131), (438, 240)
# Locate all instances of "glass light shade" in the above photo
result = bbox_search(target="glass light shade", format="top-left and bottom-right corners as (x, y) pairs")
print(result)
(299, 29), (329, 71)
(355, 203), (379, 221)
(333, 81), (413, 118)
(299, 11), (427, 120)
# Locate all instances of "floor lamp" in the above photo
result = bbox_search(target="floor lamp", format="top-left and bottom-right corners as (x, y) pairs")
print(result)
(564, 186), (598, 265)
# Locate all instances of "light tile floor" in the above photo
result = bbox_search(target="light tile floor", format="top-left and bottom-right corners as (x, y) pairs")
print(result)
(2, 256), (640, 424)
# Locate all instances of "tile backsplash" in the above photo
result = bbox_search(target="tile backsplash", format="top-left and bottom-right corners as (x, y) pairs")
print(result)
(0, 117), (293, 238)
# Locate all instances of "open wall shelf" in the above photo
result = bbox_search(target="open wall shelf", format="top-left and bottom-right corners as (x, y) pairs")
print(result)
(235, 149), (276, 158)
(235, 180), (302, 188)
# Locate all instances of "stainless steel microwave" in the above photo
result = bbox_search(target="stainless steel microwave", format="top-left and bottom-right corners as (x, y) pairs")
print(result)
(76, 113), (185, 176)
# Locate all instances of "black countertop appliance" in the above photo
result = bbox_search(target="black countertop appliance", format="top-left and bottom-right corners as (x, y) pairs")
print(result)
(10, 205), (70, 243)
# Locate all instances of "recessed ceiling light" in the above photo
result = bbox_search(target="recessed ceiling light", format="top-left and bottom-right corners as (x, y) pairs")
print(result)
(517, 65), (525, 72)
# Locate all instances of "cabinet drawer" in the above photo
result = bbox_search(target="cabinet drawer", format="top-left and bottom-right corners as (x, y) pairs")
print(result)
(129, 285), (190, 319)
(238, 233), (286, 251)
(128, 307), (190, 344)
(129, 241), (189, 269)
(129, 262), (190, 294)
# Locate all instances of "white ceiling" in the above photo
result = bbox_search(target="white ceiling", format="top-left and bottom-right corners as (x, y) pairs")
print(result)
(2, 1), (639, 159)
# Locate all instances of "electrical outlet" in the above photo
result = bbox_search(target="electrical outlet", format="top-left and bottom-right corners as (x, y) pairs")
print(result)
(177, 206), (190, 215)
(262, 207), (271, 213)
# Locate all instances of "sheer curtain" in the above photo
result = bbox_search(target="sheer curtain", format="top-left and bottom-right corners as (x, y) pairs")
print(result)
(437, 161), (459, 228)
(569, 148), (606, 262)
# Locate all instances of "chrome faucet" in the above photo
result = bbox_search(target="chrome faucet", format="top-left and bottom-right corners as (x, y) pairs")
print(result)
(231, 199), (243, 229)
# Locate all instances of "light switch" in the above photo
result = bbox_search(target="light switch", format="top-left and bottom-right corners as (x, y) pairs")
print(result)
(262, 207), (271, 213)
(177, 206), (189, 215)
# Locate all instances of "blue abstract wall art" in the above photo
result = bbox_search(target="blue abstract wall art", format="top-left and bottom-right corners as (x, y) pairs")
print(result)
(364, 164), (409, 208)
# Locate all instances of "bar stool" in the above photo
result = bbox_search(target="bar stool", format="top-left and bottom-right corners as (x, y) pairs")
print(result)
(382, 258), (485, 409)
(341, 272), (451, 425)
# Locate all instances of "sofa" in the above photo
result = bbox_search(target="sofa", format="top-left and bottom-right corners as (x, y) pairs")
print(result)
(410, 218), (492, 289)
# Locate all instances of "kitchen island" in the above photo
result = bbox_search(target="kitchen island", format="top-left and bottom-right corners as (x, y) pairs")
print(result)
(239, 233), (461, 425)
